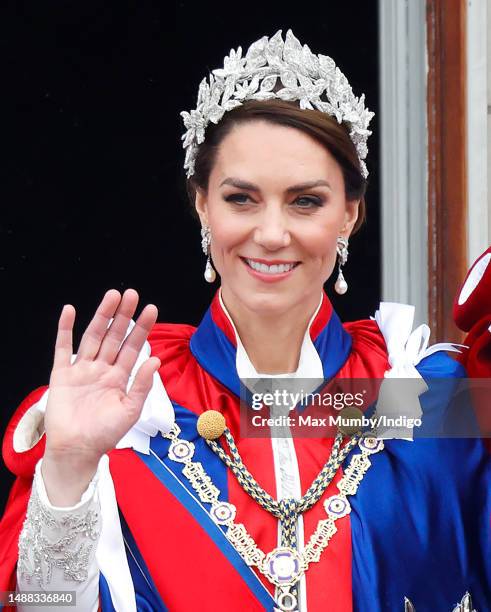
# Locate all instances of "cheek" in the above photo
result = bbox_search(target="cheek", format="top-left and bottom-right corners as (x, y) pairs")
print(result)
(301, 222), (339, 265)
(207, 209), (251, 263)
(305, 204), (346, 263)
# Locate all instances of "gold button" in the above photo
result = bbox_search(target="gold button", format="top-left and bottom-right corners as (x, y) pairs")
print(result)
(197, 410), (226, 440)
(337, 406), (364, 436)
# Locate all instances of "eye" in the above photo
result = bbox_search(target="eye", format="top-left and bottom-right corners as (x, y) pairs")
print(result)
(293, 195), (324, 209)
(224, 193), (252, 205)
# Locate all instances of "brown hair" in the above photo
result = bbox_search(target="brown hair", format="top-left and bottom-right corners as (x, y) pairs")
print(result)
(186, 99), (368, 234)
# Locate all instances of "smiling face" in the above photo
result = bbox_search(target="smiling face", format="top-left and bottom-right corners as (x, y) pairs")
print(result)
(195, 120), (359, 318)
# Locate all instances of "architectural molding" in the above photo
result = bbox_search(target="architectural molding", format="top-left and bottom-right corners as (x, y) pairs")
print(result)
(379, 0), (428, 327)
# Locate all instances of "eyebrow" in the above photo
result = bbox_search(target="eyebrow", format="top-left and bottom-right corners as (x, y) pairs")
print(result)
(219, 177), (332, 193)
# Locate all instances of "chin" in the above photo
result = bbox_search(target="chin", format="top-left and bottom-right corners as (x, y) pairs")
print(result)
(235, 288), (297, 317)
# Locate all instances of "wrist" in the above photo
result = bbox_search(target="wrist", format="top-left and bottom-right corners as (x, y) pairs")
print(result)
(41, 452), (100, 507)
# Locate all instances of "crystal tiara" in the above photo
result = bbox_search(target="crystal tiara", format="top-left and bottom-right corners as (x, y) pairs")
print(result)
(180, 29), (374, 179)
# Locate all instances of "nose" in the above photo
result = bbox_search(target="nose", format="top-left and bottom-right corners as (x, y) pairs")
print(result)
(252, 204), (291, 250)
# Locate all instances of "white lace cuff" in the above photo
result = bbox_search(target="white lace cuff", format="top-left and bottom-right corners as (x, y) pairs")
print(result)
(17, 458), (101, 589)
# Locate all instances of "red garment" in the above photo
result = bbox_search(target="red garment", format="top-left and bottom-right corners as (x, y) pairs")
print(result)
(0, 314), (388, 612)
(453, 246), (491, 452)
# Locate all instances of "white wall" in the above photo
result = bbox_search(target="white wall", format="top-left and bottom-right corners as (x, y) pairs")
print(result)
(467, 0), (489, 264)
(379, 0), (428, 325)
(467, 0), (491, 263)
(488, 0), (491, 247)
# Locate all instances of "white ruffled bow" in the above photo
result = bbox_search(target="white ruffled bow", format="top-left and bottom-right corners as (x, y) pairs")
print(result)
(372, 302), (464, 440)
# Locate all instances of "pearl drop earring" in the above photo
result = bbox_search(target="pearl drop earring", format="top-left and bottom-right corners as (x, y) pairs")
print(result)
(201, 225), (216, 283)
(335, 236), (349, 295)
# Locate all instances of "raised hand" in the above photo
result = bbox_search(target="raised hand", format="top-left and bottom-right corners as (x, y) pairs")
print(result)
(41, 289), (160, 505)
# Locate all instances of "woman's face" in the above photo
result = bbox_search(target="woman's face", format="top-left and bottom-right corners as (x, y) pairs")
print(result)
(195, 121), (359, 317)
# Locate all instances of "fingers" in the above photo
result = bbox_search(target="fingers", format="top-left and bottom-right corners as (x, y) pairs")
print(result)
(95, 289), (140, 364)
(52, 305), (76, 369)
(72, 288), (157, 370)
(74, 289), (123, 362)
(114, 303), (159, 375)
(124, 356), (161, 420)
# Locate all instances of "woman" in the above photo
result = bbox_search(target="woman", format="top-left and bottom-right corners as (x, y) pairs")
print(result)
(0, 30), (490, 612)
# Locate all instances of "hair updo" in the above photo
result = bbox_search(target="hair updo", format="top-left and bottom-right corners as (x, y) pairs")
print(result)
(186, 98), (368, 234)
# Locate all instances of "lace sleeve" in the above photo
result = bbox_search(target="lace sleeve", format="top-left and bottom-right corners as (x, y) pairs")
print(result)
(16, 459), (101, 612)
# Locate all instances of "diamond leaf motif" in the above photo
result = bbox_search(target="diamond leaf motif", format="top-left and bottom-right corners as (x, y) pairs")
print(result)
(245, 36), (268, 68)
(280, 69), (298, 89)
(276, 88), (297, 101)
(180, 29), (374, 178)
(299, 98), (314, 110)
(302, 46), (319, 75)
(260, 75), (277, 92)
(284, 29), (303, 61)
(251, 91), (276, 100)
(265, 30), (284, 67)
(222, 76), (236, 104)
(208, 104), (225, 124)
(248, 74), (261, 94)
(319, 56), (335, 76)
(223, 99), (243, 111)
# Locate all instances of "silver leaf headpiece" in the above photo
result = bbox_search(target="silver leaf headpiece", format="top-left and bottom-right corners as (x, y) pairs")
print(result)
(180, 29), (375, 179)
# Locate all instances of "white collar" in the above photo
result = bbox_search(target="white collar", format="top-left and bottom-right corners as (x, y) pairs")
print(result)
(218, 288), (325, 379)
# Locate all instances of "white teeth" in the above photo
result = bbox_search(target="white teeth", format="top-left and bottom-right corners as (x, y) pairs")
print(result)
(246, 259), (296, 274)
